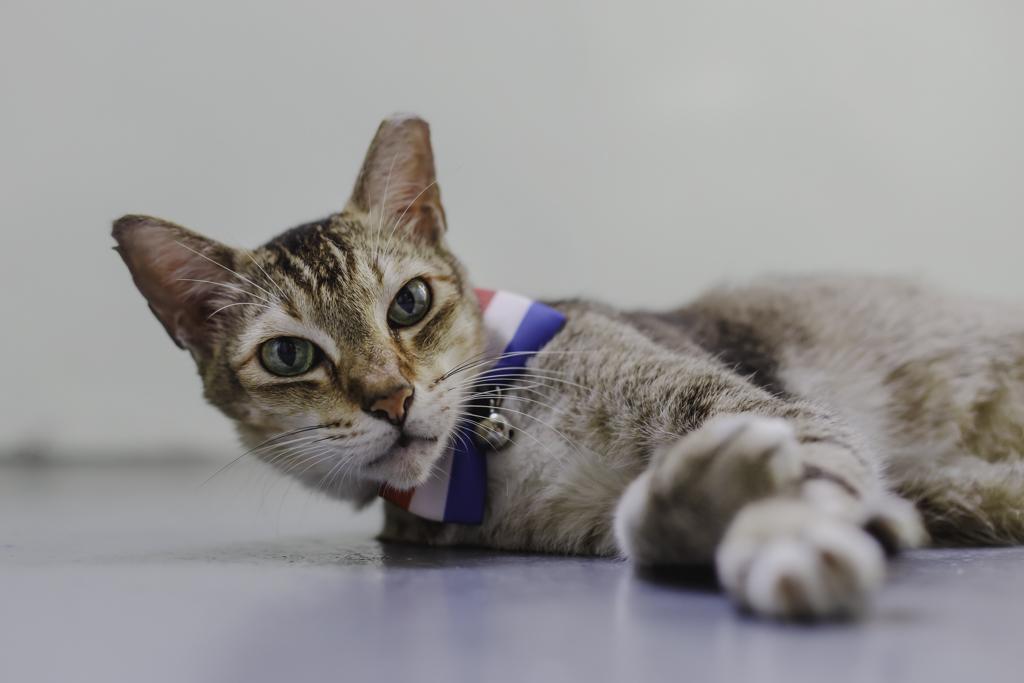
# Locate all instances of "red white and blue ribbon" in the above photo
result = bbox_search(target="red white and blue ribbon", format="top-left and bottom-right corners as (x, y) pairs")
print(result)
(379, 289), (566, 524)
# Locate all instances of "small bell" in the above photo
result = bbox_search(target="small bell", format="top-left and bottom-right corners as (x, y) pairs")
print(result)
(474, 410), (512, 451)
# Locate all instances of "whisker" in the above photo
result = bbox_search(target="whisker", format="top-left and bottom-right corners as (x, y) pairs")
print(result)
(254, 444), (334, 490)
(444, 370), (590, 394)
(373, 155), (400, 265)
(206, 301), (274, 320)
(443, 369), (583, 391)
(320, 455), (357, 495)
(459, 381), (549, 399)
(460, 380), (564, 402)
(200, 423), (335, 487)
(290, 446), (340, 480)
(381, 178), (440, 258)
(176, 278), (275, 305)
(442, 366), (586, 392)
(458, 403), (585, 456)
(461, 389), (568, 416)
(317, 443), (368, 491)
(448, 425), (473, 454)
(244, 251), (290, 303)
(254, 423), (336, 450)
(276, 442), (337, 480)
(452, 414), (557, 459)
(174, 240), (278, 301)
(436, 349), (601, 384)
(259, 435), (334, 468)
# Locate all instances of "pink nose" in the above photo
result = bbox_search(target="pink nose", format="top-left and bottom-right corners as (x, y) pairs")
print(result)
(366, 385), (414, 426)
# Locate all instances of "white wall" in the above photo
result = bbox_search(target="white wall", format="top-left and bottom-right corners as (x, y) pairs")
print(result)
(2, 1), (1022, 457)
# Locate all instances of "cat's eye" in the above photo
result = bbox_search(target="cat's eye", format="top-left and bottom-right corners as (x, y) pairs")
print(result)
(259, 337), (318, 377)
(388, 278), (432, 328)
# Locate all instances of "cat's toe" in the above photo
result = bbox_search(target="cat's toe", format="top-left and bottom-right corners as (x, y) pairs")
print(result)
(714, 415), (804, 491)
(864, 494), (929, 554)
(717, 498), (885, 619)
(655, 414), (803, 500)
(616, 415), (807, 566)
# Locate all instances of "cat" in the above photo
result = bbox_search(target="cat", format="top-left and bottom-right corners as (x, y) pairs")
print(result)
(113, 114), (1024, 619)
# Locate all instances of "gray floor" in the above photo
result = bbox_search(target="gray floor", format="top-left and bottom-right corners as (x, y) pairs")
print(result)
(2, 460), (1022, 683)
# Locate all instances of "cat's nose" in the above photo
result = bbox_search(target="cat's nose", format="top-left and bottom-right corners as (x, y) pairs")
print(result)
(364, 385), (415, 426)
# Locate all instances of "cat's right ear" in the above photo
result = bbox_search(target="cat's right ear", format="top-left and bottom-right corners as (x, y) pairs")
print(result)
(346, 115), (446, 244)
(112, 215), (240, 356)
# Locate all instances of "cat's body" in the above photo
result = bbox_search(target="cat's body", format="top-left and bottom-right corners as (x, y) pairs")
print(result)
(386, 274), (1024, 547)
(113, 115), (1024, 619)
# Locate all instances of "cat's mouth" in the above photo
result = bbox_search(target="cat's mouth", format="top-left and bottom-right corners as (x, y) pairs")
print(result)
(363, 432), (441, 477)
(360, 404), (458, 488)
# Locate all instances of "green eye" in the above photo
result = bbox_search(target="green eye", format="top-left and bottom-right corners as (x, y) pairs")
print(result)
(259, 337), (317, 376)
(388, 278), (432, 327)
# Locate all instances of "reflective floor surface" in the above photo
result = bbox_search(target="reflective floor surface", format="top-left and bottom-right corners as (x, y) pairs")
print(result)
(2, 460), (1021, 683)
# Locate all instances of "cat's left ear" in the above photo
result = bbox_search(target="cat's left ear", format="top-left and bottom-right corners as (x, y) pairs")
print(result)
(347, 114), (446, 242)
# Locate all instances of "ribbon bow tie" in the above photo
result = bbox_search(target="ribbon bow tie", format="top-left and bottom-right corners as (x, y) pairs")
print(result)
(379, 288), (566, 524)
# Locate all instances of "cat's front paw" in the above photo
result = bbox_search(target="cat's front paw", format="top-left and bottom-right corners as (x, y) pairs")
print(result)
(614, 414), (803, 565)
(716, 498), (885, 619)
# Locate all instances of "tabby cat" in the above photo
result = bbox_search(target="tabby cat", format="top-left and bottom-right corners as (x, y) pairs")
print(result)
(113, 115), (1024, 619)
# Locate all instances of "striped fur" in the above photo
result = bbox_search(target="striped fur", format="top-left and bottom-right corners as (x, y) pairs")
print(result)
(114, 115), (1024, 619)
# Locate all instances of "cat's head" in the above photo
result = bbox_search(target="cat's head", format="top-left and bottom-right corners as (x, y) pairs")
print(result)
(113, 116), (486, 504)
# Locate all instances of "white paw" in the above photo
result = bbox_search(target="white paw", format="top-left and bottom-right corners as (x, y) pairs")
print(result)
(702, 414), (803, 488)
(615, 415), (805, 565)
(716, 498), (885, 619)
(653, 414), (804, 502)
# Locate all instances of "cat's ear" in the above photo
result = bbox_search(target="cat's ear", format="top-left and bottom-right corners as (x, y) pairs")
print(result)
(112, 215), (241, 356)
(347, 115), (446, 242)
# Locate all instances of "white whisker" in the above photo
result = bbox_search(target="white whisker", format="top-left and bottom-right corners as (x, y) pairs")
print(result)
(206, 301), (274, 319)
(381, 178), (439, 258)
(458, 403), (585, 456)
(176, 278), (275, 305)
(373, 155), (400, 265)
(245, 251), (290, 303)
(174, 240), (279, 301)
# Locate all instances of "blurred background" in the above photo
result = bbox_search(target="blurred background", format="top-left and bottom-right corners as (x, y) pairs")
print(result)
(2, 0), (1022, 460)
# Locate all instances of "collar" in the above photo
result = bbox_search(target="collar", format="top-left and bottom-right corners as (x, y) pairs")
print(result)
(378, 288), (566, 524)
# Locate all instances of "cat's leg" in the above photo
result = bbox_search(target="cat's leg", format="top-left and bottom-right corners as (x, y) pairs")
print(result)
(614, 413), (926, 618)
